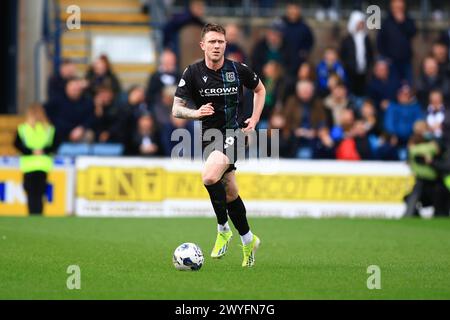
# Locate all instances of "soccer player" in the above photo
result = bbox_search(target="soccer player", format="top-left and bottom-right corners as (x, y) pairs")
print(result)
(172, 23), (266, 267)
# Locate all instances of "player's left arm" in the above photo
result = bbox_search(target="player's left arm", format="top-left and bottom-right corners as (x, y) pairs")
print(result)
(243, 80), (266, 133)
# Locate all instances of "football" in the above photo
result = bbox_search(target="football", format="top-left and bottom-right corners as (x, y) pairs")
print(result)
(172, 243), (204, 271)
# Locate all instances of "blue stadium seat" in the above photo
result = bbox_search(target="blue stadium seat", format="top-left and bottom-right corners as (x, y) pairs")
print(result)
(296, 147), (313, 159)
(57, 143), (91, 156)
(91, 143), (124, 156)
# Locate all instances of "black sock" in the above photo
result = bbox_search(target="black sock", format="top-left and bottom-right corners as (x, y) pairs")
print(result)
(227, 196), (250, 236)
(204, 181), (228, 225)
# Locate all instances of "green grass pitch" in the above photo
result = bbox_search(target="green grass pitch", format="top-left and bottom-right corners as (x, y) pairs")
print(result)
(1, 216), (450, 299)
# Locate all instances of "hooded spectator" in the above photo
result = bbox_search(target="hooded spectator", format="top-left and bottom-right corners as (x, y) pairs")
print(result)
(340, 11), (374, 97)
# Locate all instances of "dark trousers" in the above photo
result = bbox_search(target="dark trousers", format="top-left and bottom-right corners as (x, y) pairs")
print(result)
(404, 178), (450, 217)
(348, 72), (368, 97)
(23, 171), (47, 215)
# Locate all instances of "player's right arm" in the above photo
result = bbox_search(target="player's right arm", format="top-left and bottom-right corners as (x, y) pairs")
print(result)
(172, 65), (215, 120)
(172, 98), (214, 120)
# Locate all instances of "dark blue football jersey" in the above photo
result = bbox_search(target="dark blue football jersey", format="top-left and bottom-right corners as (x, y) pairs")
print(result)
(175, 58), (260, 134)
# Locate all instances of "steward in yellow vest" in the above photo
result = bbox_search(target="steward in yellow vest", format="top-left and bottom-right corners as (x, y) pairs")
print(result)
(13, 104), (58, 215)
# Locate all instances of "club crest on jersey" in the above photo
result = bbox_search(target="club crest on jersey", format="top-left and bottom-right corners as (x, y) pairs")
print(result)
(225, 72), (235, 82)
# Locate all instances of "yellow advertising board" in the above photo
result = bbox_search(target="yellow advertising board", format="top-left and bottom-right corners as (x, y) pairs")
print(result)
(76, 167), (414, 203)
(75, 157), (415, 218)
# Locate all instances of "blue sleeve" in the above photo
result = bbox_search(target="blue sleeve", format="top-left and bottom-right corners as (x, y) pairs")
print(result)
(415, 104), (425, 120)
(384, 105), (395, 134)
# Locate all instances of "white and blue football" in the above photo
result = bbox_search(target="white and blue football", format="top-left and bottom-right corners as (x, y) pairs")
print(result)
(173, 242), (204, 271)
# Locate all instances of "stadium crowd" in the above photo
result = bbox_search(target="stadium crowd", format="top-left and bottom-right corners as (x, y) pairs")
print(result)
(43, 0), (450, 164)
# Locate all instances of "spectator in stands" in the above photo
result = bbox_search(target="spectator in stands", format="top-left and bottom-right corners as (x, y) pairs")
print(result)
(351, 120), (373, 160)
(268, 109), (298, 158)
(259, 60), (284, 129)
(376, 132), (400, 161)
(92, 85), (122, 143)
(153, 85), (177, 129)
(426, 90), (446, 140)
(340, 10), (374, 97)
(297, 62), (315, 83)
(334, 109), (361, 160)
(377, 0), (417, 85)
(324, 81), (354, 128)
(47, 59), (77, 101)
(127, 112), (160, 157)
(119, 85), (152, 154)
(367, 58), (400, 113)
(431, 41), (450, 81)
(312, 126), (336, 159)
(14, 104), (58, 215)
(416, 56), (449, 109)
(279, 3), (314, 76)
(352, 97), (394, 160)
(384, 84), (424, 146)
(163, 0), (205, 56)
(44, 77), (95, 143)
(316, 47), (346, 97)
(146, 49), (180, 107)
(85, 54), (122, 99)
(284, 80), (328, 158)
(224, 23), (247, 63)
(360, 99), (382, 138)
(333, 109), (372, 160)
(282, 61), (315, 103)
(155, 85), (194, 157)
(438, 28), (450, 62)
(251, 21), (290, 79)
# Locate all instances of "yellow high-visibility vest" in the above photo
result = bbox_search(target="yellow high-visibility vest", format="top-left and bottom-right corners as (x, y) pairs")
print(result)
(18, 123), (55, 173)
